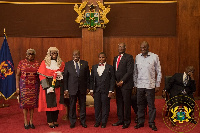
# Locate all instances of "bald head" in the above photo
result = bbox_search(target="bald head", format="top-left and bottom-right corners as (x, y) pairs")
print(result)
(118, 42), (126, 54)
(140, 41), (149, 56)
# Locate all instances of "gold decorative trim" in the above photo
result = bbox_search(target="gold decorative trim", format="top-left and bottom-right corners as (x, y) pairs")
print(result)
(0, 1), (177, 5)
(0, 1), (82, 4)
(0, 91), (16, 100)
(104, 1), (177, 4)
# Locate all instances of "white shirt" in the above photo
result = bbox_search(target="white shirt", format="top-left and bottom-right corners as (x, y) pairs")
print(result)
(97, 62), (106, 76)
(134, 52), (162, 89)
(115, 53), (124, 71)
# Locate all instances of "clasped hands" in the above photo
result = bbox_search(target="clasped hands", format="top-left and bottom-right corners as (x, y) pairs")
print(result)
(55, 71), (63, 80)
(47, 87), (54, 94)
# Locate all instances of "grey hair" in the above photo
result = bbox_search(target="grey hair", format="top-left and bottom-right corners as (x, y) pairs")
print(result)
(44, 47), (62, 67)
(26, 48), (36, 55)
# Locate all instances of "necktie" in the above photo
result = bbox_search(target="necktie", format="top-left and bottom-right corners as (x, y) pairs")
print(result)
(116, 55), (121, 70)
(99, 63), (104, 66)
(183, 76), (188, 86)
(76, 62), (80, 76)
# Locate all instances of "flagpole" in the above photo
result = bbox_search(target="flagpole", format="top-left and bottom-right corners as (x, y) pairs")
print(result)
(0, 28), (10, 108)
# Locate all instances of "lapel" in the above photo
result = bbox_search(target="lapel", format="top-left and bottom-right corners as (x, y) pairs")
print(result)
(70, 60), (78, 76)
(94, 64), (99, 77)
(101, 64), (109, 81)
(79, 60), (83, 73)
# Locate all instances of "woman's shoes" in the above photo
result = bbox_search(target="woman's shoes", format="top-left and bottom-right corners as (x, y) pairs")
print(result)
(24, 124), (29, 129)
(29, 123), (35, 129)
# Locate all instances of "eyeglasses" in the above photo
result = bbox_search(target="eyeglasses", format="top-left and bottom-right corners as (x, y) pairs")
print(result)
(51, 52), (58, 55)
(28, 53), (35, 55)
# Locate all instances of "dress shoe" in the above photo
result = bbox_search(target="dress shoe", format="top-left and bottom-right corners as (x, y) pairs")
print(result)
(190, 119), (197, 124)
(122, 124), (129, 129)
(101, 123), (106, 128)
(134, 123), (144, 129)
(24, 124), (29, 129)
(149, 124), (157, 131)
(49, 125), (55, 128)
(70, 124), (75, 128)
(112, 121), (124, 126)
(81, 123), (87, 128)
(48, 123), (55, 128)
(54, 123), (59, 127)
(94, 123), (100, 127)
(29, 123), (35, 129)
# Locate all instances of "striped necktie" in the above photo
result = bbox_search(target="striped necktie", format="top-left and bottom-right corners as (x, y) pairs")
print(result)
(76, 62), (80, 76)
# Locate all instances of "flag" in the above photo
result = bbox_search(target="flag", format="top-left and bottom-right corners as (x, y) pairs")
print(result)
(0, 35), (16, 100)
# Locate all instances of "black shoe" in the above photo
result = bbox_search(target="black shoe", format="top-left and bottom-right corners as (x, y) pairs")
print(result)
(24, 124), (29, 129)
(94, 123), (100, 127)
(134, 123), (144, 129)
(81, 123), (87, 128)
(190, 119), (197, 124)
(70, 124), (75, 128)
(101, 123), (106, 128)
(112, 121), (124, 126)
(122, 124), (129, 129)
(49, 125), (55, 128)
(29, 123), (35, 129)
(149, 124), (157, 131)
(54, 123), (59, 127)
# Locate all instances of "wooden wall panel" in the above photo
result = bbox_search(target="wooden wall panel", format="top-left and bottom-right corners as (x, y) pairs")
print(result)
(0, 37), (82, 71)
(178, 0), (200, 97)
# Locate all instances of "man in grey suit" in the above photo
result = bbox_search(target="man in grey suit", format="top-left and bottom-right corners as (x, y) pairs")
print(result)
(64, 50), (90, 128)
(112, 43), (134, 129)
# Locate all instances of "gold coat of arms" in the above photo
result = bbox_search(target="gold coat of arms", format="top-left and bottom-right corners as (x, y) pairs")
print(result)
(74, 1), (110, 31)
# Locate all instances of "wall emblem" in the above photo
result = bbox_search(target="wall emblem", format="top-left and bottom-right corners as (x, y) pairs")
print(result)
(162, 95), (200, 133)
(74, 1), (110, 31)
(0, 61), (13, 79)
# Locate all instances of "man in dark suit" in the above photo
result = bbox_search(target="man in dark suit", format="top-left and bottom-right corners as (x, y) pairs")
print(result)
(163, 66), (196, 124)
(112, 43), (134, 129)
(90, 52), (115, 128)
(64, 50), (90, 128)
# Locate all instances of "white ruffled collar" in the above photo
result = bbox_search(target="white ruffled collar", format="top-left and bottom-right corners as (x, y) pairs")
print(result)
(46, 60), (59, 70)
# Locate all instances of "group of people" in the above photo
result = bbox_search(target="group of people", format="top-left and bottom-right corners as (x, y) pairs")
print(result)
(16, 40), (196, 131)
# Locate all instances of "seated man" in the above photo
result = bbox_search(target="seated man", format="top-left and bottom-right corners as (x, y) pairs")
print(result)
(163, 66), (196, 124)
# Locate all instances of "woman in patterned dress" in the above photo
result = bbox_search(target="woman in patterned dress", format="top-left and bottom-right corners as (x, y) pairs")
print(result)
(16, 49), (40, 129)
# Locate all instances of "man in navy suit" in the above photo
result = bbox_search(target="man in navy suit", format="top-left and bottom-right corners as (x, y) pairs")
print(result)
(163, 66), (196, 124)
(64, 50), (90, 128)
(90, 52), (115, 128)
(112, 43), (134, 129)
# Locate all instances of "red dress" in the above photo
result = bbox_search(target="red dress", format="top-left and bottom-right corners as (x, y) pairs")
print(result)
(37, 60), (64, 112)
(18, 59), (40, 109)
